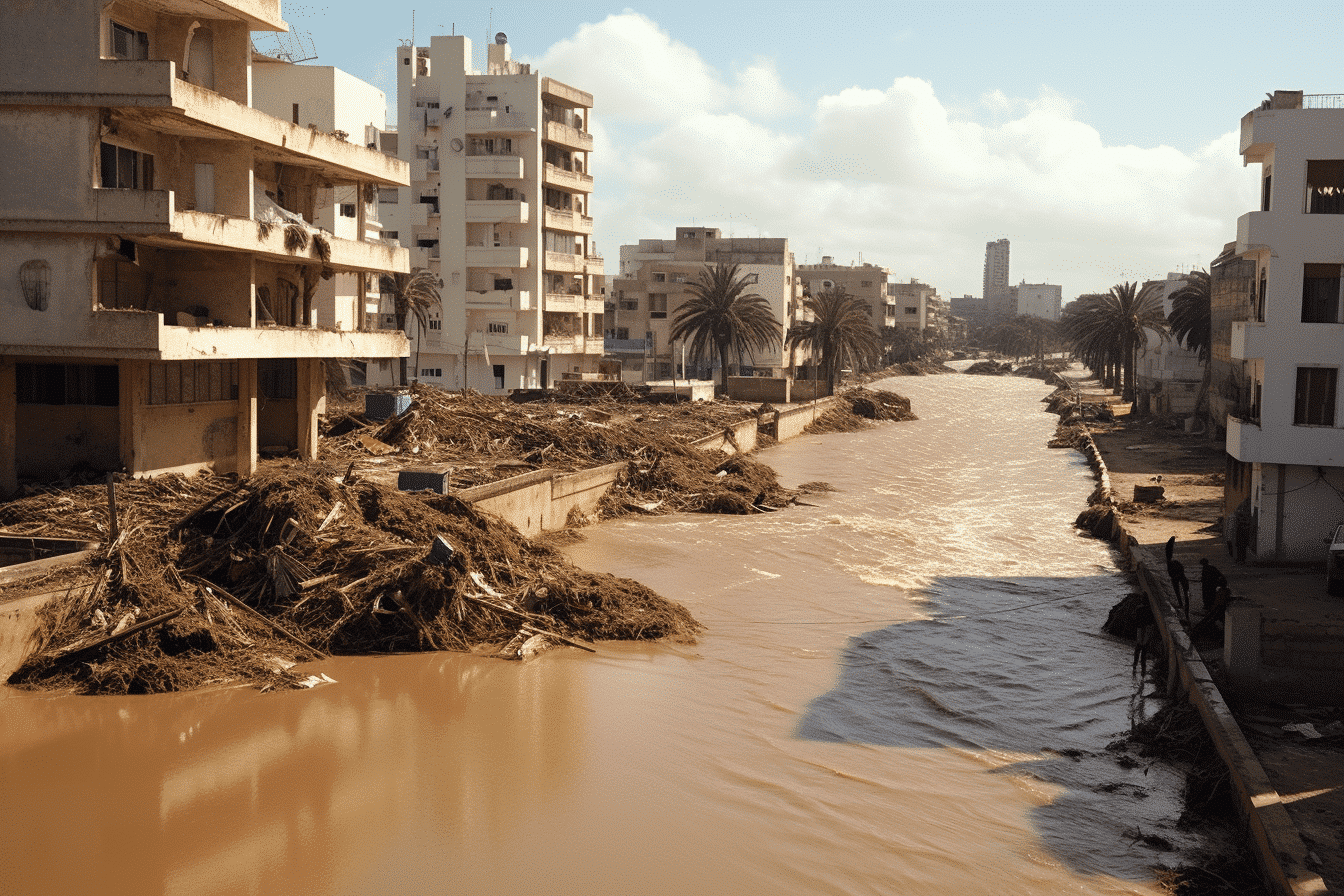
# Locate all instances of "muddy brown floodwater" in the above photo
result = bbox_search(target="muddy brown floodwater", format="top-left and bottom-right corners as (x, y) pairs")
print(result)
(1, 370), (1212, 895)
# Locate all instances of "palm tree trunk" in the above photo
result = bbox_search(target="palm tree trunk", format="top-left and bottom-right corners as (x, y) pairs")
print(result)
(717, 339), (730, 395)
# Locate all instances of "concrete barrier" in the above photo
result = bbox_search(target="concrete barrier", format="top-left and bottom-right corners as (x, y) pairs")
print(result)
(691, 418), (759, 454)
(457, 462), (626, 538)
(772, 396), (843, 442)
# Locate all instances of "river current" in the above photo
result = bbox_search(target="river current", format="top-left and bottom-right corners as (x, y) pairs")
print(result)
(0, 371), (1203, 895)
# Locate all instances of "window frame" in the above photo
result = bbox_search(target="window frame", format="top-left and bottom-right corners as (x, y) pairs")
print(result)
(1294, 366), (1338, 427)
(110, 21), (149, 61)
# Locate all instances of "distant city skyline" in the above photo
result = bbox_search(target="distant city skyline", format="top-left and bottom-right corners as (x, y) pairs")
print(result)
(274, 1), (1337, 296)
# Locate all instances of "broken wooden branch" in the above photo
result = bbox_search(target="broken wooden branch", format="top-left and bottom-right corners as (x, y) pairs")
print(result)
(390, 589), (441, 650)
(54, 605), (186, 662)
(459, 592), (596, 653)
(187, 576), (329, 659)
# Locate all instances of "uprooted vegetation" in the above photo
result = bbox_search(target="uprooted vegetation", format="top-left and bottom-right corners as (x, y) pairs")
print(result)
(2, 467), (701, 695)
(3, 384), (919, 695)
(803, 387), (918, 435)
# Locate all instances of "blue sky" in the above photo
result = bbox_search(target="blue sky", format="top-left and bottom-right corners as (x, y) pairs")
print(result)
(261, 1), (1337, 298)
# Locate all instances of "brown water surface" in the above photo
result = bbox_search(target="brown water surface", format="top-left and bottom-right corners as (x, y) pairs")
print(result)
(1, 371), (1201, 895)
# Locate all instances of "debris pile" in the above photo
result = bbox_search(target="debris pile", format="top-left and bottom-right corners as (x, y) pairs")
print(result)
(804, 387), (918, 435)
(2, 467), (701, 695)
(963, 360), (1015, 376)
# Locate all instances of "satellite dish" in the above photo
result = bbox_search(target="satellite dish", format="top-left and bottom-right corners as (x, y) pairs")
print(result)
(495, 32), (507, 45)
(450, 137), (463, 152)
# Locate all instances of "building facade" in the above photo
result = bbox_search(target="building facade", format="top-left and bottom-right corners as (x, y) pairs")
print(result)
(0, 0), (409, 493)
(377, 34), (603, 394)
(1134, 273), (1203, 417)
(608, 228), (803, 382)
(795, 258), (895, 329)
(1012, 281), (1062, 321)
(983, 238), (1012, 319)
(888, 278), (944, 334)
(1223, 90), (1344, 562)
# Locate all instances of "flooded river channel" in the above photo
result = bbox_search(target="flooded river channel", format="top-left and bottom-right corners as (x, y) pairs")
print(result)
(1, 372), (1206, 894)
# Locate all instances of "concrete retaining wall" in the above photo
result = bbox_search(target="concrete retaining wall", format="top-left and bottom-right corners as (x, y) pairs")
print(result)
(1225, 603), (1344, 705)
(690, 418), (759, 454)
(773, 397), (843, 442)
(458, 461), (626, 538)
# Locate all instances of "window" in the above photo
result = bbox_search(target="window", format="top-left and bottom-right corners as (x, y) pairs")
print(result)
(384, 231), (399, 241)
(292, 103), (299, 124)
(419, 195), (439, 214)
(99, 142), (153, 190)
(649, 295), (667, 319)
(619, 298), (638, 311)
(652, 272), (667, 283)
(258, 359), (297, 400)
(1306, 161), (1344, 214)
(420, 368), (442, 377)
(1295, 368), (1337, 426)
(378, 188), (399, 204)
(340, 203), (356, 217)
(488, 322), (508, 334)
(147, 361), (239, 405)
(16, 364), (119, 406)
(615, 327), (630, 340)
(1302, 264), (1341, 323)
(861, 280), (873, 287)
(110, 21), (148, 60)
(1261, 167), (1272, 212)
(493, 364), (505, 390)
(427, 319), (441, 330)
(905, 306), (918, 315)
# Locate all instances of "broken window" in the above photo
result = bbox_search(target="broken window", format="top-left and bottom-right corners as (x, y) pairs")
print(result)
(1295, 367), (1337, 426)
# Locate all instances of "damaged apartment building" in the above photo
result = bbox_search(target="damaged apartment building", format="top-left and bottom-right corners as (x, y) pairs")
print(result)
(373, 33), (604, 393)
(608, 228), (808, 382)
(0, 0), (409, 493)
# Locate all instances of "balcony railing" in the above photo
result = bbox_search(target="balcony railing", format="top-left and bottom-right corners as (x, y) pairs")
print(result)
(1304, 94), (1344, 109)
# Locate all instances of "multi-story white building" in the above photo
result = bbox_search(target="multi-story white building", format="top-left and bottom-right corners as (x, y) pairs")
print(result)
(1135, 273), (1203, 417)
(252, 57), (391, 342)
(1225, 89), (1344, 561)
(1012, 281), (1062, 321)
(0, 0), (408, 492)
(795, 258), (895, 329)
(377, 34), (604, 393)
(888, 278), (943, 333)
(608, 227), (803, 382)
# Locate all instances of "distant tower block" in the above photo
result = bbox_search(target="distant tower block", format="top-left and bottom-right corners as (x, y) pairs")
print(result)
(983, 238), (1012, 318)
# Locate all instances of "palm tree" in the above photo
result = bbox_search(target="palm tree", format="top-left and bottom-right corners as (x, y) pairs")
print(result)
(786, 287), (881, 394)
(1167, 270), (1211, 363)
(1061, 281), (1166, 403)
(379, 269), (440, 386)
(669, 262), (781, 394)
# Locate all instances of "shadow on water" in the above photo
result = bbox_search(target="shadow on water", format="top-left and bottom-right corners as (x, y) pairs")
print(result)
(797, 574), (1196, 882)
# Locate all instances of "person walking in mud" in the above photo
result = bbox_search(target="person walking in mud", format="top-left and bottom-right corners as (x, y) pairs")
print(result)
(1198, 558), (1226, 613)
(1165, 536), (1190, 617)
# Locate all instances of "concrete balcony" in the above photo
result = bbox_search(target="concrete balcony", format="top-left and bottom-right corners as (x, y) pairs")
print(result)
(466, 155), (524, 179)
(1227, 414), (1344, 466)
(466, 245), (528, 269)
(543, 164), (593, 193)
(541, 334), (604, 355)
(408, 246), (432, 269)
(541, 78), (593, 108)
(466, 199), (528, 224)
(543, 207), (593, 233)
(0, 308), (407, 363)
(585, 336), (605, 354)
(34, 64), (410, 186)
(544, 251), (584, 273)
(409, 158), (439, 182)
(1236, 211), (1274, 255)
(543, 293), (586, 313)
(464, 109), (536, 134)
(5, 187), (178, 234)
(543, 120), (593, 152)
(584, 297), (605, 315)
(584, 255), (605, 277)
(406, 203), (429, 227)
(466, 289), (532, 311)
(1230, 321), (1267, 360)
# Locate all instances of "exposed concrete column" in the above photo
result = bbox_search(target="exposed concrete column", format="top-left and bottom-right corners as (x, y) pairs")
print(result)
(0, 358), (17, 496)
(296, 358), (323, 462)
(235, 359), (257, 476)
(118, 360), (149, 476)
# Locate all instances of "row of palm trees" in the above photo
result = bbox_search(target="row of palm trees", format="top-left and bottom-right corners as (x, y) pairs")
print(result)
(669, 262), (881, 394)
(1058, 272), (1211, 404)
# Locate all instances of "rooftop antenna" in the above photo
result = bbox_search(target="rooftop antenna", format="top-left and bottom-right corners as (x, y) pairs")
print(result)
(257, 22), (317, 62)
(411, 10), (415, 50)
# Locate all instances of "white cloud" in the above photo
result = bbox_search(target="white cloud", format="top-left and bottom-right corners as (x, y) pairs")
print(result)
(535, 17), (1256, 297)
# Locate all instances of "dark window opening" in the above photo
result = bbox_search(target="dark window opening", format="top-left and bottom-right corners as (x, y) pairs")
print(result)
(148, 361), (238, 405)
(340, 203), (356, 217)
(1306, 160), (1344, 214)
(1302, 263), (1341, 323)
(111, 21), (149, 60)
(493, 364), (505, 390)
(16, 363), (119, 406)
(259, 359), (298, 400)
(99, 142), (153, 190)
(1294, 367), (1337, 426)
